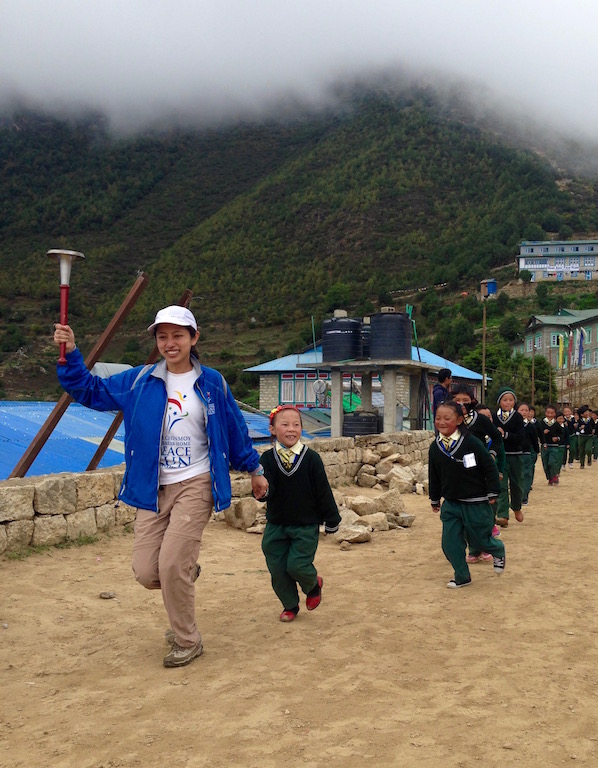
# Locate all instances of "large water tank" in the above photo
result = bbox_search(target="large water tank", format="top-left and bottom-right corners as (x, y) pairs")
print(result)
(322, 314), (362, 362)
(342, 411), (380, 437)
(360, 318), (371, 359)
(369, 310), (412, 360)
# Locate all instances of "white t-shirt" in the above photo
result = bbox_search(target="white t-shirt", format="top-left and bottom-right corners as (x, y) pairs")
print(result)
(159, 369), (210, 484)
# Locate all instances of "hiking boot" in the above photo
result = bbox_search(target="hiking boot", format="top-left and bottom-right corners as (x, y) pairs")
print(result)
(493, 555), (506, 575)
(163, 639), (203, 668)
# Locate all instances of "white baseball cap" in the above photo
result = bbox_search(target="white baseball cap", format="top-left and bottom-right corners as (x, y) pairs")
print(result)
(147, 306), (198, 333)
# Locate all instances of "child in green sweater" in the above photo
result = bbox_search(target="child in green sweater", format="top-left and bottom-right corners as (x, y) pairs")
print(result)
(258, 405), (341, 622)
(429, 401), (505, 588)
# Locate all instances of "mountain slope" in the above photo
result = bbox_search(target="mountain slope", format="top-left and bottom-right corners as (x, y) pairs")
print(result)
(1, 89), (598, 400)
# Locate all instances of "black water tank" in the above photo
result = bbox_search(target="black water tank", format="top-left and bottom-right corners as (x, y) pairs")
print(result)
(369, 312), (412, 360)
(342, 411), (380, 437)
(322, 317), (362, 362)
(360, 321), (371, 359)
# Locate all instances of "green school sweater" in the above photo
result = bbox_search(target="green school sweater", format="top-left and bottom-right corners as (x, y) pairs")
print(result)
(429, 432), (500, 507)
(260, 446), (341, 530)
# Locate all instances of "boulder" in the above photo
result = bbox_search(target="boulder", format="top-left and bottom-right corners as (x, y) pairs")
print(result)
(344, 495), (378, 516)
(355, 512), (389, 531)
(333, 525), (372, 544)
(356, 473), (378, 488)
(223, 497), (262, 530)
(387, 465), (415, 493)
(374, 488), (407, 515)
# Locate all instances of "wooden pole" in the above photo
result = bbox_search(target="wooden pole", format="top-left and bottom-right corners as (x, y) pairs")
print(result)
(548, 348), (552, 401)
(9, 272), (149, 478)
(482, 301), (487, 401)
(531, 323), (536, 408)
(85, 288), (193, 470)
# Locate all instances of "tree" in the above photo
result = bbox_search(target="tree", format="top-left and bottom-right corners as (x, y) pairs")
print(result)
(499, 314), (522, 342)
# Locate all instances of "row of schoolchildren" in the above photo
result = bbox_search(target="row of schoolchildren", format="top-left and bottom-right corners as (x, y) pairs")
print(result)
(428, 384), (591, 589)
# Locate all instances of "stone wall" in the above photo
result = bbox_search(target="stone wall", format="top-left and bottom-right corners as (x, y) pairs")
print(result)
(0, 431), (434, 555)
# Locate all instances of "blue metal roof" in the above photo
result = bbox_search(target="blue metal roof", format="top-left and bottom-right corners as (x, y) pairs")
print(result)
(245, 345), (483, 381)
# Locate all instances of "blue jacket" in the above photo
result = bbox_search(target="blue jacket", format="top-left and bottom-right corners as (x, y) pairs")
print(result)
(57, 348), (260, 513)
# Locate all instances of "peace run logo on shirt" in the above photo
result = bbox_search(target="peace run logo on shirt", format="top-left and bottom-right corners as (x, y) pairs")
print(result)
(167, 390), (189, 432)
(159, 370), (209, 476)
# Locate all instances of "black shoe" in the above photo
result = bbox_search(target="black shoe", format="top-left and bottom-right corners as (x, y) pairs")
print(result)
(447, 577), (472, 589)
(493, 555), (506, 575)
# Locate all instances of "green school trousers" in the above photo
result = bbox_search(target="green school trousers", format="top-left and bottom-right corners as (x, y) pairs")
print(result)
(440, 500), (505, 583)
(578, 435), (593, 468)
(521, 452), (535, 501)
(568, 435), (579, 462)
(496, 454), (523, 519)
(541, 446), (563, 480)
(261, 522), (320, 610)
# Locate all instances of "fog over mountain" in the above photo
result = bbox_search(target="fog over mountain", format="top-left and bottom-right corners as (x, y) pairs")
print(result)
(1, 0), (597, 152)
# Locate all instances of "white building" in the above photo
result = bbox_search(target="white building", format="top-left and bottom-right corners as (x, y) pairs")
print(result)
(517, 239), (598, 283)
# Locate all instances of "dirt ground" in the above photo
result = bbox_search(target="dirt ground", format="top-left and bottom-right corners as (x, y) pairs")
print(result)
(1, 463), (598, 768)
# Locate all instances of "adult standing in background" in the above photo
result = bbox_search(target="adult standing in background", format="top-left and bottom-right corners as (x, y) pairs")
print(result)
(432, 368), (452, 418)
(54, 305), (268, 668)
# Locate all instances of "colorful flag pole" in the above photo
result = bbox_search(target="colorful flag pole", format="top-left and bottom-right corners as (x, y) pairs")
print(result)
(578, 327), (586, 367)
(558, 334), (564, 369)
(567, 331), (574, 370)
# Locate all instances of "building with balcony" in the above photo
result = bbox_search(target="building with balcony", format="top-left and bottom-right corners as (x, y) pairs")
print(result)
(517, 239), (598, 283)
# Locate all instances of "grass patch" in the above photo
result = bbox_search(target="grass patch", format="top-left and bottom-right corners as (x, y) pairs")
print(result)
(4, 534), (101, 561)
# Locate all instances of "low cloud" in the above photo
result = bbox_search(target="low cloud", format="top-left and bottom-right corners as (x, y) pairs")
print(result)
(1, 0), (597, 150)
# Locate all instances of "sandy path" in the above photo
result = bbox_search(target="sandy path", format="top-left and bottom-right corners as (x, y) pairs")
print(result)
(1, 462), (597, 768)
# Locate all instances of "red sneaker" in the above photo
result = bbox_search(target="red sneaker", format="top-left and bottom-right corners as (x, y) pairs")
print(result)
(279, 607), (299, 622)
(306, 576), (323, 611)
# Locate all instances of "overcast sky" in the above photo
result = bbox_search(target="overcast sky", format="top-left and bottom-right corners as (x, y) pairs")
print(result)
(1, 0), (596, 142)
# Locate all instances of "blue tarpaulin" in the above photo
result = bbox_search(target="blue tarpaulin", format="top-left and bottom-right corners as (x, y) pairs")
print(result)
(0, 402), (127, 480)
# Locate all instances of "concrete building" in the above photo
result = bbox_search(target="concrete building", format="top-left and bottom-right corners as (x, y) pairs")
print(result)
(517, 239), (598, 283)
(512, 309), (598, 369)
(245, 344), (484, 434)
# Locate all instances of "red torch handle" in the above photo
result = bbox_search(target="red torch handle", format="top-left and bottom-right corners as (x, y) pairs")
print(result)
(58, 283), (70, 365)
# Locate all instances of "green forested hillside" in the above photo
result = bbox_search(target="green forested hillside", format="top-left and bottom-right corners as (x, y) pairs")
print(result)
(1, 89), (598, 401)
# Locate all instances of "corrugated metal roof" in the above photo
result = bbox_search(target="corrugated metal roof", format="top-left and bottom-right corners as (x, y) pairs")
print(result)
(245, 345), (483, 381)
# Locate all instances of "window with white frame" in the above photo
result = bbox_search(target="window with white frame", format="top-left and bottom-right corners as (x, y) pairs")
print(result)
(584, 257), (595, 267)
(582, 353), (588, 367)
(280, 376), (294, 403)
(584, 245), (595, 252)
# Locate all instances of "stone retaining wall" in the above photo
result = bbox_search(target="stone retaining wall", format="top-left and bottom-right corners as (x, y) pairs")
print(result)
(0, 431), (433, 555)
